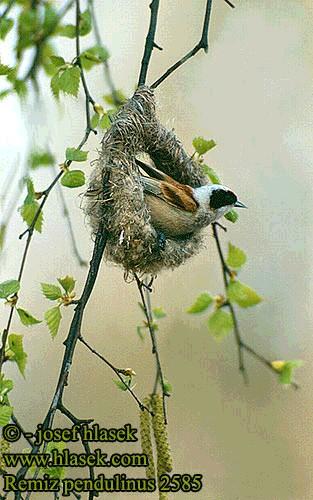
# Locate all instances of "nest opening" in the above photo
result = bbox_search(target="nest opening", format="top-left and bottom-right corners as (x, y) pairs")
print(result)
(83, 86), (207, 275)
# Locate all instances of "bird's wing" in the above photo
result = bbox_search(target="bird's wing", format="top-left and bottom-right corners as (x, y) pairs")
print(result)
(136, 158), (177, 185)
(140, 176), (198, 213)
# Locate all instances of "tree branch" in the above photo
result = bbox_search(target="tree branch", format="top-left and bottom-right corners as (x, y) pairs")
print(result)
(151, 0), (213, 89)
(135, 274), (169, 424)
(79, 335), (153, 415)
(138, 0), (161, 87)
(212, 223), (299, 390)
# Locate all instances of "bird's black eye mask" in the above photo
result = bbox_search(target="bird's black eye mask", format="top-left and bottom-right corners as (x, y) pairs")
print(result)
(210, 189), (237, 209)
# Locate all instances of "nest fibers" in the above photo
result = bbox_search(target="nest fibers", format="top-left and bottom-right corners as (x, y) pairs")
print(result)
(83, 86), (208, 275)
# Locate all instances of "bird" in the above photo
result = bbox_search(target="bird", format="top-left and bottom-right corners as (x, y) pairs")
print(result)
(136, 158), (246, 239)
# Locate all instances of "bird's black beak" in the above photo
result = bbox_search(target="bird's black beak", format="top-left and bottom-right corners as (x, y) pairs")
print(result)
(234, 200), (247, 208)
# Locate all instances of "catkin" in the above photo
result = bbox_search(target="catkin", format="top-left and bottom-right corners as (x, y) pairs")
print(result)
(151, 393), (173, 500)
(0, 439), (10, 472)
(139, 397), (156, 480)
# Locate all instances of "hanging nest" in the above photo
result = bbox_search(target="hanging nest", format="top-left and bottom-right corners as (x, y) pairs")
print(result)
(83, 86), (208, 275)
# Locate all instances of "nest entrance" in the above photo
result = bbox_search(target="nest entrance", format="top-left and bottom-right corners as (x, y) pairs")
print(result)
(84, 86), (207, 275)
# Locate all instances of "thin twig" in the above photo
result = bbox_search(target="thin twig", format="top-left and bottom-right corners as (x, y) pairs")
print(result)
(212, 223), (299, 390)
(138, 0), (161, 86)
(53, 165), (87, 267)
(135, 274), (169, 424)
(212, 222), (247, 382)
(151, 0), (213, 89)
(223, 0), (235, 8)
(79, 336), (153, 415)
(58, 405), (96, 500)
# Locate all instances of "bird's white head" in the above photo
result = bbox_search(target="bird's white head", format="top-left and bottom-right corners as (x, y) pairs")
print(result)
(193, 184), (247, 223)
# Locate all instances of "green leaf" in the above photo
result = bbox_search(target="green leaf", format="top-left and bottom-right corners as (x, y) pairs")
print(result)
(187, 292), (213, 314)
(0, 224), (6, 251)
(208, 309), (233, 339)
(20, 200), (43, 233)
(50, 71), (60, 98)
(57, 276), (75, 294)
(80, 45), (109, 70)
(273, 360), (303, 385)
(79, 9), (92, 36)
(103, 89), (127, 106)
(153, 307), (166, 319)
(45, 306), (62, 338)
(226, 243), (247, 269)
(49, 55), (66, 68)
(65, 148), (88, 162)
(193, 137), (216, 156)
(99, 113), (111, 129)
(41, 283), (63, 301)
(0, 376), (13, 399)
(224, 209), (238, 223)
(91, 114), (100, 128)
(57, 66), (80, 97)
(0, 63), (13, 76)
(8, 334), (27, 376)
(42, 3), (59, 35)
(0, 17), (14, 40)
(136, 325), (144, 341)
(61, 170), (85, 188)
(14, 79), (27, 98)
(227, 280), (262, 308)
(29, 150), (55, 169)
(163, 378), (172, 395)
(17, 308), (41, 327)
(202, 164), (221, 184)
(0, 405), (13, 426)
(57, 24), (76, 38)
(0, 280), (20, 299)
(113, 377), (131, 391)
(45, 442), (66, 479)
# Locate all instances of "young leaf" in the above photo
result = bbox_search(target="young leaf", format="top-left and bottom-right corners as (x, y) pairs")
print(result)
(103, 90), (127, 106)
(227, 280), (262, 308)
(226, 243), (247, 269)
(193, 137), (216, 156)
(20, 200), (43, 233)
(208, 309), (233, 339)
(0, 62), (13, 75)
(0, 405), (13, 426)
(91, 113), (100, 128)
(45, 306), (62, 338)
(153, 307), (166, 319)
(57, 66), (80, 97)
(136, 325), (144, 341)
(65, 148), (88, 162)
(202, 164), (221, 184)
(163, 379), (172, 395)
(271, 360), (303, 385)
(113, 377), (131, 391)
(50, 55), (66, 67)
(0, 280), (20, 299)
(50, 71), (60, 98)
(8, 334), (27, 376)
(0, 18), (14, 40)
(61, 170), (85, 188)
(224, 210), (238, 223)
(80, 45), (109, 70)
(41, 283), (63, 301)
(29, 150), (55, 169)
(17, 308), (41, 327)
(99, 113), (111, 129)
(187, 292), (213, 314)
(57, 276), (75, 294)
(79, 9), (92, 36)
(57, 24), (76, 38)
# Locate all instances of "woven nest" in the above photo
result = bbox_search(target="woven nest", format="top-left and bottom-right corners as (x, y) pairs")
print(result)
(83, 86), (207, 275)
